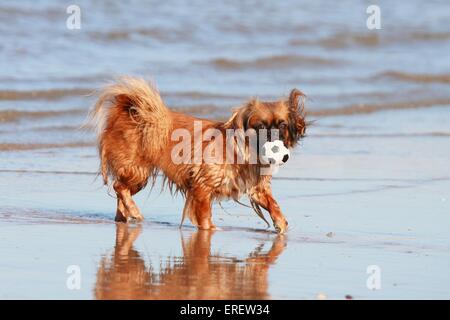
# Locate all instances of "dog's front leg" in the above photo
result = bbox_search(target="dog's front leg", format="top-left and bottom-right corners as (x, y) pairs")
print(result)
(194, 194), (216, 230)
(250, 188), (288, 234)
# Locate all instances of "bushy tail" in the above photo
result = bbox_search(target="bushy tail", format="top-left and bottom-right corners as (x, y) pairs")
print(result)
(88, 76), (171, 185)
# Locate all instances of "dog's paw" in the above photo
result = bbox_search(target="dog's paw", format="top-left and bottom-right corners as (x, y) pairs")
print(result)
(197, 223), (219, 231)
(274, 219), (288, 234)
(128, 215), (144, 223)
(115, 214), (128, 223)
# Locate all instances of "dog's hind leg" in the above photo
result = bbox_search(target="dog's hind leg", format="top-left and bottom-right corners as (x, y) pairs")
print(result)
(113, 181), (144, 222)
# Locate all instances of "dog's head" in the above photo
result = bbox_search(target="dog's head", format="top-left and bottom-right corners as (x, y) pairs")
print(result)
(225, 89), (307, 148)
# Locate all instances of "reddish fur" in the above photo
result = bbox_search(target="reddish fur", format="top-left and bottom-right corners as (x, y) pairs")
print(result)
(95, 225), (286, 299)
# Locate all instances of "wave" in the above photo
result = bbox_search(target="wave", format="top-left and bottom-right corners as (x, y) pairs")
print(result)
(167, 91), (245, 100)
(0, 105), (223, 124)
(0, 87), (242, 103)
(376, 71), (450, 84)
(89, 30), (131, 41)
(312, 132), (450, 138)
(0, 142), (94, 152)
(0, 109), (85, 123)
(0, 169), (96, 175)
(310, 97), (450, 117)
(0, 210), (111, 225)
(0, 125), (80, 134)
(209, 54), (340, 70)
(0, 6), (61, 18)
(31, 125), (81, 132)
(325, 33), (380, 48)
(0, 74), (113, 85)
(171, 104), (223, 116)
(0, 88), (91, 101)
(88, 27), (189, 42)
(410, 31), (450, 41)
(0, 104), (223, 124)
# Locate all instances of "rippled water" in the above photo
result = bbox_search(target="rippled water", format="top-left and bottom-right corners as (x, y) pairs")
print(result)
(1, 0), (450, 159)
(1, 1), (450, 299)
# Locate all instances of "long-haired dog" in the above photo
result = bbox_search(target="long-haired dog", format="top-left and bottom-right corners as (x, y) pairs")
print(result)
(90, 77), (307, 234)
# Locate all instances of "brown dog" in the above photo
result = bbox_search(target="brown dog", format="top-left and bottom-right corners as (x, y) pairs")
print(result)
(90, 77), (306, 233)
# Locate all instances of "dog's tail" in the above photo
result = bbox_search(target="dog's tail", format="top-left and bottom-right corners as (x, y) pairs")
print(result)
(88, 77), (171, 185)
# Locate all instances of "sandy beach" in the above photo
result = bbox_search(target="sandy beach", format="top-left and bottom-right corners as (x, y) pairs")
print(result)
(1, 0), (450, 299)
(1, 105), (449, 299)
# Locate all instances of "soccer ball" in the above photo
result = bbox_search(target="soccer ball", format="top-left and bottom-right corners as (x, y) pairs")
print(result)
(261, 140), (290, 165)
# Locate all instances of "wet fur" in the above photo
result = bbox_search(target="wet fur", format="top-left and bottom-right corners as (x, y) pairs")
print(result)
(89, 77), (307, 233)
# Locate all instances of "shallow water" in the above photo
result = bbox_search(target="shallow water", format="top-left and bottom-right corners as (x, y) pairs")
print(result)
(1, 1), (450, 299)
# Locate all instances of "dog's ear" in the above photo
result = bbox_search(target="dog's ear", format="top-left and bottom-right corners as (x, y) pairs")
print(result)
(225, 99), (256, 130)
(288, 88), (305, 113)
(287, 89), (307, 144)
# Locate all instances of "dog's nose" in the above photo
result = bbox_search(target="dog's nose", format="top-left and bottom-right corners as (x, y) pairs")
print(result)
(282, 154), (289, 163)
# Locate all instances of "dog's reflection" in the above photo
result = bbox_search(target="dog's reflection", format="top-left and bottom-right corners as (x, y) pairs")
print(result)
(95, 224), (286, 299)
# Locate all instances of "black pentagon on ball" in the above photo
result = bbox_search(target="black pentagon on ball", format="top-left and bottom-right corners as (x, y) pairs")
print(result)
(282, 154), (289, 163)
(271, 145), (280, 153)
